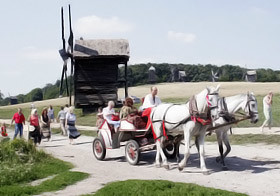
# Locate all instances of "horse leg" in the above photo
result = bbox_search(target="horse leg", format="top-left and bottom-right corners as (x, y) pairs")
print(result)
(155, 140), (161, 167)
(178, 123), (193, 171)
(197, 130), (208, 174)
(195, 136), (200, 153)
(159, 138), (169, 169)
(221, 132), (231, 170)
(175, 137), (182, 163)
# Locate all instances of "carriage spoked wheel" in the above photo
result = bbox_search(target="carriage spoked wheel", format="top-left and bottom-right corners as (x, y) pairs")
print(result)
(163, 135), (177, 159)
(93, 137), (106, 160)
(125, 140), (140, 165)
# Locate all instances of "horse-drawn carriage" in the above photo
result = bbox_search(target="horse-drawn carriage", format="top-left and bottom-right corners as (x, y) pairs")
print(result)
(92, 115), (176, 165)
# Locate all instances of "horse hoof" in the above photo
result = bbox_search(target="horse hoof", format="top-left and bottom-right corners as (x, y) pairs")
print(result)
(163, 164), (170, 170)
(216, 157), (221, 163)
(222, 166), (228, 171)
(203, 170), (210, 175)
(178, 166), (184, 171)
(155, 164), (161, 168)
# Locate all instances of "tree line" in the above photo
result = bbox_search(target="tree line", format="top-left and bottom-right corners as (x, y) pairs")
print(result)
(1, 63), (279, 106)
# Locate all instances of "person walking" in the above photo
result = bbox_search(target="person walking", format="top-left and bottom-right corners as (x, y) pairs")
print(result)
(48, 105), (55, 122)
(57, 106), (66, 135)
(65, 106), (80, 144)
(41, 107), (51, 141)
(11, 108), (25, 139)
(28, 109), (41, 145)
(261, 91), (273, 132)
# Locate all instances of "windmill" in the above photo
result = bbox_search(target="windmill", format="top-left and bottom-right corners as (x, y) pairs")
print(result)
(211, 69), (219, 82)
(58, 4), (74, 105)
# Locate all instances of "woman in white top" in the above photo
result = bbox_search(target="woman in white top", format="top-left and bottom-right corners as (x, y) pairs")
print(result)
(261, 91), (273, 132)
(102, 101), (120, 131)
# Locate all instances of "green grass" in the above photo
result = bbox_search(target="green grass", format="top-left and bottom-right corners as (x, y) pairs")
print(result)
(0, 139), (89, 195)
(87, 180), (247, 196)
(205, 134), (280, 145)
(1, 94), (279, 128)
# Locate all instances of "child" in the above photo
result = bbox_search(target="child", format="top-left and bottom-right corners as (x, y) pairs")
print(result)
(1, 122), (8, 137)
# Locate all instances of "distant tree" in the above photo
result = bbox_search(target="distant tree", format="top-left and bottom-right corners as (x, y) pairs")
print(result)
(30, 88), (43, 101)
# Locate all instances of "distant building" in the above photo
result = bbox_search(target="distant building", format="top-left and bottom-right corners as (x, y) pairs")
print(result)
(245, 70), (257, 82)
(148, 66), (156, 83)
(10, 96), (18, 105)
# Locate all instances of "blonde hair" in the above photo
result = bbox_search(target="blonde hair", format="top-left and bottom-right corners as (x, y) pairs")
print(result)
(69, 106), (75, 114)
(31, 109), (37, 115)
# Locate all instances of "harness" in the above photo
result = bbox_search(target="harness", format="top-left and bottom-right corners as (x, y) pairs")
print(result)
(152, 93), (217, 141)
(208, 94), (258, 133)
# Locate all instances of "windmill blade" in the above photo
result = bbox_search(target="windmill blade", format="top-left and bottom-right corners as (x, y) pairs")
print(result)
(59, 65), (65, 96)
(64, 67), (69, 96)
(68, 4), (74, 105)
(59, 6), (66, 96)
(61, 7), (66, 51)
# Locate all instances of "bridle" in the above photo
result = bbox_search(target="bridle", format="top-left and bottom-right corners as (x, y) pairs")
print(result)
(212, 94), (258, 122)
(244, 94), (258, 118)
(206, 92), (219, 111)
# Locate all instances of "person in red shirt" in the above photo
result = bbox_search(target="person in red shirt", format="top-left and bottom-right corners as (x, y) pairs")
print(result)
(28, 109), (41, 145)
(11, 108), (25, 139)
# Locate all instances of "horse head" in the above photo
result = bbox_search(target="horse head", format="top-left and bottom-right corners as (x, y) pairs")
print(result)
(196, 84), (220, 117)
(244, 92), (259, 124)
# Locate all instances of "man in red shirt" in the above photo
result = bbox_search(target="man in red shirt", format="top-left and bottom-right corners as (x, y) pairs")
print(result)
(11, 108), (25, 139)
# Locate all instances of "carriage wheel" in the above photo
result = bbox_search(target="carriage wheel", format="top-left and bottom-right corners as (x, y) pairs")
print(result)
(163, 135), (177, 159)
(93, 137), (106, 160)
(125, 140), (140, 165)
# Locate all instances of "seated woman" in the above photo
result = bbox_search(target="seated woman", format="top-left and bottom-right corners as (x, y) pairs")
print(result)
(120, 98), (147, 129)
(120, 97), (138, 119)
(102, 101), (120, 131)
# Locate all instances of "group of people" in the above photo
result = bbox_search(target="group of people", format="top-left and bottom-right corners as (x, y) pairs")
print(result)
(8, 104), (80, 145)
(98, 86), (162, 131)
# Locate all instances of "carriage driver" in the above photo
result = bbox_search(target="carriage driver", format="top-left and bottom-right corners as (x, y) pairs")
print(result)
(102, 101), (120, 131)
(142, 86), (162, 110)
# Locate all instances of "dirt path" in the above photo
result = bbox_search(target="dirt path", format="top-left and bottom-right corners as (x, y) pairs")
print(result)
(21, 128), (279, 196)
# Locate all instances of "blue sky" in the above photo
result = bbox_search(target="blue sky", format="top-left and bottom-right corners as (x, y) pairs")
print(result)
(0, 0), (279, 96)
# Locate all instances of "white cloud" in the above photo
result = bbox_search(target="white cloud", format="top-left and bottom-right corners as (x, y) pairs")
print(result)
(75, 15), (133, 36)
(20, 47), (59, 61)
(167, 31), (196, 43)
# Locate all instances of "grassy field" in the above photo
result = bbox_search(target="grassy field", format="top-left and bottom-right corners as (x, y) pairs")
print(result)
(206, 134), (280, 145)
(0, 139), (89, 195)
(0, 82), (279, 127)
(86, 180), (247, 196)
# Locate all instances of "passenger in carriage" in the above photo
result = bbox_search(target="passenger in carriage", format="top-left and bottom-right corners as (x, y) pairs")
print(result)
(119, 97), (138, 119)
(102, 101), (120, 131)
(142, 86), (161, 110)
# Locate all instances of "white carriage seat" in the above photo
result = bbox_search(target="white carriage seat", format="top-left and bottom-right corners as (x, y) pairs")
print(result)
(119, 118), (150, 132)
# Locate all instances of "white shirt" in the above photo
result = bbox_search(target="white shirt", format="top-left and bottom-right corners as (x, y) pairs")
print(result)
(142, 94), (161, 109)
(48, 108), (54, 116)
(66, 113), (76, 122)
(102, 107), (115, 121)
(57, 110), (66, 120)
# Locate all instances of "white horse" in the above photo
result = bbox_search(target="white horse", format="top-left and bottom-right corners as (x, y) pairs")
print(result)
(151, 85), (220, 174)
(211, 93), (259, 170)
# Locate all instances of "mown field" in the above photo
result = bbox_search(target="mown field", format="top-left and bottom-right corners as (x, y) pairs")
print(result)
(0, 82), (279, 127)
